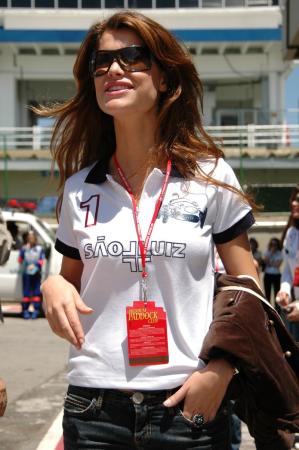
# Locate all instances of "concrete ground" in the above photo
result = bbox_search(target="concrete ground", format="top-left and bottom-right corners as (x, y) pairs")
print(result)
(0, 317), (69, 450)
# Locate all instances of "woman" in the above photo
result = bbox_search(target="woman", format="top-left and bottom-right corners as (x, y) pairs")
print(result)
(39, 11), (259, 449)
(19, 230), (45, 320)
(249, 237), (263, 274)
(276, 186), (299, 339)
(263, 237), (283, 305)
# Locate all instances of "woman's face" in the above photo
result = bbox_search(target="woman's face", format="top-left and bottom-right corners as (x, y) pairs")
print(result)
(93, 28), (167, 120)
(291, 192), (299, 219)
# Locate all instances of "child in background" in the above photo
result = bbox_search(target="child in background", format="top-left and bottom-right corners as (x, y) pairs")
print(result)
(263, 237), (283, 306)
(19, 231), (45, 319)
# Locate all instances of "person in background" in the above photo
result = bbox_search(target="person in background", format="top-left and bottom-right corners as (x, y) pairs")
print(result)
(249, 237), (264, 274)
(18, 230), (45, 320)
(276, 186), (299, 341)
(38, 11), (259, 449)
(6, 221), (22, 250)
(263, 237), (283, 307)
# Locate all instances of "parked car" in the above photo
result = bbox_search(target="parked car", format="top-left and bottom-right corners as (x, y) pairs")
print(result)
(0, 210), (61, 301)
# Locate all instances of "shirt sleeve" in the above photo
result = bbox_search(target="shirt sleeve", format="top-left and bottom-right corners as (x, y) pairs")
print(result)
(280, 229), (294, 296)
(212, 159), (255, 244)
(55, 184), (81, 260)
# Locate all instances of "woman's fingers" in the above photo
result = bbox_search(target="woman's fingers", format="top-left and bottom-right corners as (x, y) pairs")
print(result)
(163, 371), (220, 422)
(163, 384), (187, 408)
(42, 275), (93, 348)
(286, 302), (299, 322)
(75, 296), (94, 315)
(46, 299), (81, 348)
(275, 291), (290, 307)
(164, 361), (234, 424)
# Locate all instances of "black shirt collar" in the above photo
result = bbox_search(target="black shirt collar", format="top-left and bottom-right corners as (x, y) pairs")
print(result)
(84, 159), (183, 185)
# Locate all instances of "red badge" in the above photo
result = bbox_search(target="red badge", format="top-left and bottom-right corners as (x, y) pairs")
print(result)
(126, 301), (169, 366)
(294, 267), (299, 287)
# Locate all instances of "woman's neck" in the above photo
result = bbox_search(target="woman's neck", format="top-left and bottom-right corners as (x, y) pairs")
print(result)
(111, 117), (158, 199)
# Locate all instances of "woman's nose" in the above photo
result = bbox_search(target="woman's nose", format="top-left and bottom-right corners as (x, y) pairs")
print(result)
(107, 58), (124, 76)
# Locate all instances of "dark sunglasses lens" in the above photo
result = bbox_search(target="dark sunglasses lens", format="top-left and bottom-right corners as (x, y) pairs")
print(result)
(92, 47), (151, 76)
(93, 52), (114, 76)
(119, 47), (151, 71)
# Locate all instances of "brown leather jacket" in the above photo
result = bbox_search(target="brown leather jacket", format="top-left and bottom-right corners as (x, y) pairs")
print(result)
(199, 274), (299, 450)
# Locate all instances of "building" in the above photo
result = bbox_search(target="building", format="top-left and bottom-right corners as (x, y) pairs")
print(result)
(0, 0), (288, 128)
(0, 0), (298, 211)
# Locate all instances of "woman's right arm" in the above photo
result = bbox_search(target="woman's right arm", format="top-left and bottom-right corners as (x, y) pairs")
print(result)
(276, 256), (292, 307)
(41, 256), (93, 349)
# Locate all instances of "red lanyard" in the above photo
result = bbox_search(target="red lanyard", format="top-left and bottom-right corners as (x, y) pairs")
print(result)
(113, 155), (171, 299)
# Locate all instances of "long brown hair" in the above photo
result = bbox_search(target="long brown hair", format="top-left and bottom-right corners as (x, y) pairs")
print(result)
(35, 10), (254, 208)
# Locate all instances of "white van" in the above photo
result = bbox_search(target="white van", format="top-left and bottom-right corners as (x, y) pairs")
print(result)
(0, 211), (62, 301)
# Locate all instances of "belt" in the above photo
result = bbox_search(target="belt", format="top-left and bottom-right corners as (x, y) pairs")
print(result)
(67, 385), (179, 405)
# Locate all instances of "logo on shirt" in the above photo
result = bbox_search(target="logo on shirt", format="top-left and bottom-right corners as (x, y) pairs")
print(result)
(84, 236), (186, 272)
(158, 193), (207, 228)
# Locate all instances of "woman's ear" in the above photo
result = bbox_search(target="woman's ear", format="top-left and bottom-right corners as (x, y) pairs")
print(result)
(159, 73), (168, 92)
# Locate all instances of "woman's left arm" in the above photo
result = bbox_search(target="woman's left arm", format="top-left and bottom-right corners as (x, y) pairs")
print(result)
(216, 232), (260, 285)
(164, 232), (259, 422)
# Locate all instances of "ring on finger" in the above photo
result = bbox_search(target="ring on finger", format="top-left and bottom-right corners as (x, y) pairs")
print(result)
(191, 413), (205, 428)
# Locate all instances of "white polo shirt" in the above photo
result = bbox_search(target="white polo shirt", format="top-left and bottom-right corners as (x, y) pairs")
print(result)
(56, 157), (254, 390)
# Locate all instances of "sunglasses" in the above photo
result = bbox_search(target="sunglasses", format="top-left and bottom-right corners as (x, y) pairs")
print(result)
(90, 45), (153, 78)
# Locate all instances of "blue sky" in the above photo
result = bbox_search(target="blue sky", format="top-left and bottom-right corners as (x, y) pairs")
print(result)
(285, 62), (299, 125)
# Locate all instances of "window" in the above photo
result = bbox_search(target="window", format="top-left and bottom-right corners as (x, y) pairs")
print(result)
(64, 48), (79, 55)
(11, 0), (31, 6)
(201, 48), (219, 55)
(35, 0), (55, 7)
(41, 48), (60, 55)
(128, 0), (152, 7)
(156, 0), (175, 6)
(226, 0), (245, 6)
(105, 0), (124, 7)
(0, 0), (8, 6)
(18, 48), (36, 55)
(224, 47), (241, 54)
(82, 0), (102, 7)
(58, 0), (78, 7)
(179, 0), (199, 6)
(202, 0), (221, 7)
(246, 46), (263, 54)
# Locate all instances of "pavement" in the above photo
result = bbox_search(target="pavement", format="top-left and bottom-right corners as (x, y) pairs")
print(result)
(0, 316), (69, 450)
(0, 316), (257, 450)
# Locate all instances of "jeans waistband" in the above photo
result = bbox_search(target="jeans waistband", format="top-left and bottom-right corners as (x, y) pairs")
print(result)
(67, 385), (178, 405)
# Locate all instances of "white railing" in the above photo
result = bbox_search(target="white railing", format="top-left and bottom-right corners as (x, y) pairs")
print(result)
(206, 124), (299, 148)
(0, 127), (52, 151)
(0, 0), (281, 9)
(0, 124), (298, 152)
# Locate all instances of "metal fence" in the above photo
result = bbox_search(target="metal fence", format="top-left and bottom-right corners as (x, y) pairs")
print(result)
(0, 124), (298, 152)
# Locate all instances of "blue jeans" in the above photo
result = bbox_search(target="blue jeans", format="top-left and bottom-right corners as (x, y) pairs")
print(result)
(63, 385), (231, 450)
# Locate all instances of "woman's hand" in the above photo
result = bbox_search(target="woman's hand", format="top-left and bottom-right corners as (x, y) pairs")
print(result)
(41, 274), (93, 350)
(275, 290), (290, 308)
(286, 302), (299, 322)
(163, 359), (235, 423)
